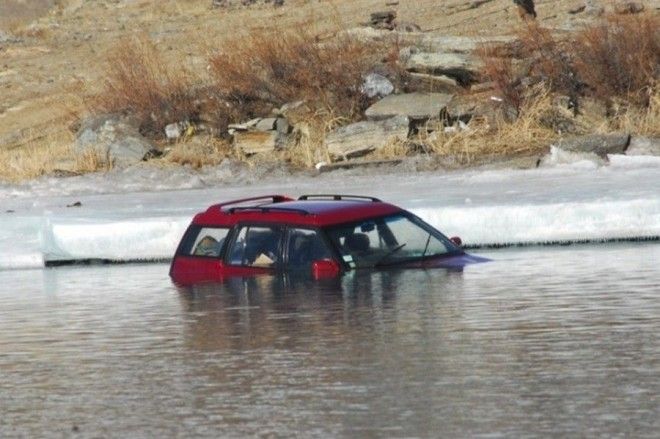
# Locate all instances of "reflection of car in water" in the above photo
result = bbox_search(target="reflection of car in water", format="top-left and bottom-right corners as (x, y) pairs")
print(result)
(170, 194), (488, 285)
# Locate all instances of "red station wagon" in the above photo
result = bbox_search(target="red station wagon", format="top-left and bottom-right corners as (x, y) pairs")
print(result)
(170, 195), (487, 285)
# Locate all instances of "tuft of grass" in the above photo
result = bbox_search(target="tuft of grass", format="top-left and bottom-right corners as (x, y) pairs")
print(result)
(0, 130), (76, 182)
(606, 88), (660, 136)
(425, 88), (560, 163)
(163, 136), (232, 168)
(208, 27), (380, 121)
(92, 37), (202, 138)
(282, 111), (347, 168)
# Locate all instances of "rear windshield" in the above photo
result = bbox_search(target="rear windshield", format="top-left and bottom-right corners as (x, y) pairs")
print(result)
(177, 226), (230, 258)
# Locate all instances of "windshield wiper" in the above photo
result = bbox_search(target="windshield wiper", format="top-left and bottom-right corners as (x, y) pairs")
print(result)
(374, 243), (406, 266)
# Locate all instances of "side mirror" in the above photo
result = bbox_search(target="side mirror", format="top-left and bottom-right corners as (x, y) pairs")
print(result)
(311, 259), (340, 279)
(450, 236), (463, 247)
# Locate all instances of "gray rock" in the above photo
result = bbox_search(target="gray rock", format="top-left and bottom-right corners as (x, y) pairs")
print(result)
(365, 93), (453, 121)
(405, 52), (482, 84)
(446, 94), (497, 121)
(164, 121), (190, 140)
(234, 131), (278, 155)
(0, 31), (21, 44)
(407, 72), (460, 93)
(275, 117), (290, 135)
(325, 115), (409, 159)
(361, 73), (394, 98)
(554, 133), (631, 156)
(626, 137), (660, 156)
(255, 117), (277, 131)
(75, 115), (157, 167)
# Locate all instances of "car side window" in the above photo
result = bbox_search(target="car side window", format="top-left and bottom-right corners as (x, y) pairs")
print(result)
(286, 228), (333, 268)
(189, 227), (229, 257)
(227, 225), (283, 268)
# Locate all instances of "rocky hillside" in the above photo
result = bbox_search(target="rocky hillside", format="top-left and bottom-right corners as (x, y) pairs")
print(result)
(1, 0), (658, 179)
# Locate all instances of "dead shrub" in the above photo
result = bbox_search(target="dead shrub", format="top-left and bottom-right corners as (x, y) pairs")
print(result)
(479, 23), (581, 111)
(480, 14), (659, 112)
(92, 37), (201, 138)
(573, 13), (659, 107)
(208, 27), (380, 121)
(480, 56), (527, 111)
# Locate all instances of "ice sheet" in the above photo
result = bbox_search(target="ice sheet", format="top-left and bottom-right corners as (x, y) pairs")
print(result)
(1, 158), (658, 269)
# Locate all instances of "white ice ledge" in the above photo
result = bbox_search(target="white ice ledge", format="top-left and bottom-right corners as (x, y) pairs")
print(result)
(0, 156), (658, 270)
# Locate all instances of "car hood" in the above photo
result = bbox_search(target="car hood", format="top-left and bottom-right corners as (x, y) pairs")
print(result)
(398, 252), (490, 269)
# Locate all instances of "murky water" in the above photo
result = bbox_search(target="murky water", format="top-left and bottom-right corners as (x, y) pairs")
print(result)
(1, 243), (658, 438)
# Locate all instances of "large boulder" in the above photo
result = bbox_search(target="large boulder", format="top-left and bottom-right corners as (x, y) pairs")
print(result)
(554, 133), (631, 157)
(74, 115), (157, 167)
(365, 93), (453, 121)
(325, 115), (409, 160)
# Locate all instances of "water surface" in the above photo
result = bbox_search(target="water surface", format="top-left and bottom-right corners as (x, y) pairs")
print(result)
(1, 243), (658, 437)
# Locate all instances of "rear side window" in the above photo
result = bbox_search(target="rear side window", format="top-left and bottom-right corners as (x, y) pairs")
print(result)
(227, 225), (283, 267)
(178, 226), (230, 258)
(286, 228), (333, 268)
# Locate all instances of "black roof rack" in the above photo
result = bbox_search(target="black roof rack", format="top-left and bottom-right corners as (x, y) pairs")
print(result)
(298, 194), (381, 202)
(227, 206), (311, 216)
(216, 195), (291, 209)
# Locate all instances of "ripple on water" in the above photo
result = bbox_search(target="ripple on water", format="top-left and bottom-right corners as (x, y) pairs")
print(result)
(0, 244), (658, 437)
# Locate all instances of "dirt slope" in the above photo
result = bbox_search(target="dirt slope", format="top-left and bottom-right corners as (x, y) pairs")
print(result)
(0, 0), (623, 154)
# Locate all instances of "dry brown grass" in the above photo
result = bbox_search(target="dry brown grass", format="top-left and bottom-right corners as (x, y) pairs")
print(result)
(281, 111), (348, 168)
(606, 88), (660, 136)
(0, 132), (107, 182)
(425, 89), (560, 162)
(208, 27), (381, 121)
(163, 136), (232, 168)
(92, 37), (202, 138)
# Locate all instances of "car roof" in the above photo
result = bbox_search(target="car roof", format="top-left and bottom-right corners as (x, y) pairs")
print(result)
(192, 195), (403, 228)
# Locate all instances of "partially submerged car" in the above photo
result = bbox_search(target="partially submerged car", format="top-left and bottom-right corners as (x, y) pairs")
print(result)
(170, 195), (487, 284)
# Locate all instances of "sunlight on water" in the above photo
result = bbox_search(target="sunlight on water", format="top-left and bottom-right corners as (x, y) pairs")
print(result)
(0, 243), (658, 437)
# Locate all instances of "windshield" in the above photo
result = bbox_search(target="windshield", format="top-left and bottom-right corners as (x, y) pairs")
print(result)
(326, 214), (460, 268)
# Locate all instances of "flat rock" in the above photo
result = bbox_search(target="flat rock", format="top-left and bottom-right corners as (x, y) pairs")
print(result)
(317, 158), (403, 173)
(344, 28), (514, 53)
(325, 115), (409, 160)
(404, 34), (515, 53)
(234, 131), (278, 155)
(406, 72), (460, 93)
(405, 53), (482, 84)
(365, 93), (453, 121)
(228, 118), (261, 131)
(625, 136), (660, 156)
(554, 133), (631, 156)
(446, 93), (497, 121)
(75, 114), (156, 167)
(255, 117), (277, 131)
